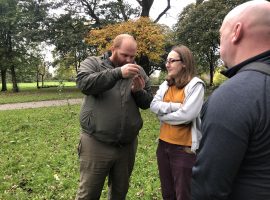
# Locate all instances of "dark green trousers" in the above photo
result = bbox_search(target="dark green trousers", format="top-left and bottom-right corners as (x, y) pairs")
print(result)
(75, 133), (138, 200)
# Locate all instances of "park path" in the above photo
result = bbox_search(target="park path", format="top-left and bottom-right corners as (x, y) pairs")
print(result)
(0, 98), (83, 111)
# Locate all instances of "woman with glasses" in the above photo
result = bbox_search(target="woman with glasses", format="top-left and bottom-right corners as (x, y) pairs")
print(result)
(150, 45), (205, 200)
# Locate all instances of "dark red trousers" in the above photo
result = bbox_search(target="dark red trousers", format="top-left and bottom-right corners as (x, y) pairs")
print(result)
(156, 140), (196, 200)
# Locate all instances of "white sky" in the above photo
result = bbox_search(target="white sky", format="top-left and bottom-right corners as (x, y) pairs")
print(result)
(129, 0), (196, 27)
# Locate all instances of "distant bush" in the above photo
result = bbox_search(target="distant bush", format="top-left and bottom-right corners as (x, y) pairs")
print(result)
(213, 66), (228, 86)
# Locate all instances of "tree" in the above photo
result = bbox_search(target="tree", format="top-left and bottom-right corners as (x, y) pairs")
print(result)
(48, 13), (89, 74)
(85, 17), (166, 76)
(76, 0), (175, 75)
(36, 61), (51, 88)
(0, 50), (8, 91)
(44, 0), (174, 80)
(0, 0), (19, 92)
(174, 2), (222, 86)
(0, 0), (51, 92)
(173, 0), (248, 85)
(54, 59), (76, 81)
(59, 0), (172, 25)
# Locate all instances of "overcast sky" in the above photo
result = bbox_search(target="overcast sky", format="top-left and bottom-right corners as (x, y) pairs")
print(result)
(130, 0), (196, 27)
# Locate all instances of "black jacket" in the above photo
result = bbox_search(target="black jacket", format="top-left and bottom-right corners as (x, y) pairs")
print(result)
(192, 50), (270, 200)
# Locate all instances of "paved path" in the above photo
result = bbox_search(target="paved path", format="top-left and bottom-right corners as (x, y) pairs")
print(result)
(0, 98), (83, 111)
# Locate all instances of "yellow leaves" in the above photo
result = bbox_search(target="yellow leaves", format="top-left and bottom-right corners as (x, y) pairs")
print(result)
(85, 17), (166, 62)
(213, 66), (228, 86)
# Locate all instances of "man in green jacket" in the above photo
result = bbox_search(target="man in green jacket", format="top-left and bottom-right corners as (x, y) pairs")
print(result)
(75, 34), (153, 200)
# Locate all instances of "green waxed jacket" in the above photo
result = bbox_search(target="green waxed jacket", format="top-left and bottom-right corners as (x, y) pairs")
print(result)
(76, 53), (153, 145)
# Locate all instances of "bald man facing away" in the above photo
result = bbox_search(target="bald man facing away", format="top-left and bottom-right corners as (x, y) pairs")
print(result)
(192, 1), (270, 200)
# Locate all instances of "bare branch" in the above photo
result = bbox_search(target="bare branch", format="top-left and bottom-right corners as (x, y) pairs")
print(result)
(136, 0), (143, 7)
(80, 0), (100, 25)
(117, 0), (128, 21)
(154, 0), (170, 23)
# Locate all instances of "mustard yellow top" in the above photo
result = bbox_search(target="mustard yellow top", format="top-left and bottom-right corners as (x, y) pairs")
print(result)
(159, 85), (192, 146)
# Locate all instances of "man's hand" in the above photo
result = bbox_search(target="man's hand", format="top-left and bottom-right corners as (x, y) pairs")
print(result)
(131, 75), (145, 92)
(121, 64), (140, 78)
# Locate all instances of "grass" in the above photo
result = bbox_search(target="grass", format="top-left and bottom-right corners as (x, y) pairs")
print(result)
(0, 82), (216, 105)
(1, 82), (77, 90)
(0, 82), (83, 104)
(0, 106), (162, 200)
(0, 81), (215, 199)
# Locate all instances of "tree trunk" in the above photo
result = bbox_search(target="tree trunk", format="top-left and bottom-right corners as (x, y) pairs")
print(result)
(1, 69), (8, 92)
(41, 75), (44, 88)
(7, 31), (19, 92)
(10, 65), (19, 92)
(36, 66), (40, 89)
(209, 62), (214, 86)
(117, 0), (128, 21)
(139, 0), (154, 17)
(138, 54), (151, 76)
(74, 50), (78, 73)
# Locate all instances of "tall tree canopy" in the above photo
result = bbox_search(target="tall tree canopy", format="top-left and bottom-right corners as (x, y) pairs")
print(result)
(48, 13), (89, 73)
(5, 0), (249, 91)
(57, 0), (172, 25)
(1, 0), (175, 92)
(0, 0), (51, 92)
(47, 0), (174, 78)
(173, 0), (248, 85)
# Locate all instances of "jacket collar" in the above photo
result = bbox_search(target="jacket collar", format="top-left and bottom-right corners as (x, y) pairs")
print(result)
(101, 51), (116, 68)
(221, 49), (270, 78)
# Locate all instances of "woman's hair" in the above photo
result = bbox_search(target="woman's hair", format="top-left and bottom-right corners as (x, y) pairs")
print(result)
(166, 45), (196, 89)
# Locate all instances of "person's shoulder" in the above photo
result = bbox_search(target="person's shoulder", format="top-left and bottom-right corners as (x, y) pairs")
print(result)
(159, 80), (168, 87)
(209, 72), (260, 106)
(226, 69), (265, 90)
(85, 55), (103, 62)
(156, 81), (168, 93)
(188, 77), (205, 86)
(82, 55), (104, 66)
(186, 77), (205, 90)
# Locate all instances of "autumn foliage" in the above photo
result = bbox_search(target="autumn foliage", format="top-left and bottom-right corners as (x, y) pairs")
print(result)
(85, 17), (166, 75)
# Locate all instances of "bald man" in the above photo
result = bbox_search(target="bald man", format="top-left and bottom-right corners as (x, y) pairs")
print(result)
(75, 34), (153, 200)
(191, 1), (270, 200)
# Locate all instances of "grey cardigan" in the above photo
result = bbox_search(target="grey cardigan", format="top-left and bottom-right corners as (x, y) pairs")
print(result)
(150, 77), (205, 152)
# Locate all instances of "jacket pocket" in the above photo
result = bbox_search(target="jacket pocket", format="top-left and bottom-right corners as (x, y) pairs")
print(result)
(80, 109), (96, 133)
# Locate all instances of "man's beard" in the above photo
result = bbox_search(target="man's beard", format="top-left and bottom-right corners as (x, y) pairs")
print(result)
(114, 52), (133, 67)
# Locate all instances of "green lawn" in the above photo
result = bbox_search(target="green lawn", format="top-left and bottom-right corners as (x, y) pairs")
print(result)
(0, 106), (162, 199)
(1, 81), (77, 90)
(0, 82), (83, 104)
(0, 81), (215, 199)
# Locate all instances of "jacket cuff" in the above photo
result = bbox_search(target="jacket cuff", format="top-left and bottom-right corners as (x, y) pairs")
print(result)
(113, 68), (123, 79)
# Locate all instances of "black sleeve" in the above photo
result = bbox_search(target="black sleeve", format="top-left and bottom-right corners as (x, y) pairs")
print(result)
(191, 79), (254, 199)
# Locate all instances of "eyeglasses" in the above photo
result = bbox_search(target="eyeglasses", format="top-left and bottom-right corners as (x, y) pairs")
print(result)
(165, 59), (182, 64)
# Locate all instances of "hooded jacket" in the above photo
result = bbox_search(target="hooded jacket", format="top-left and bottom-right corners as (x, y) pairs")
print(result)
(150, 77), (205, 152)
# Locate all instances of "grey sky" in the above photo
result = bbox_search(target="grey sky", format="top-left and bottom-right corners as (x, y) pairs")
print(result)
(130, 0), (196, 27)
